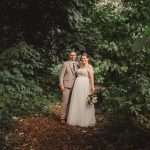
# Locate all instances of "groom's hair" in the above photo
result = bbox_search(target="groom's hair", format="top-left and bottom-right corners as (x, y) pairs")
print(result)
(69, 50), (76, 53)
(68, 50), (77, 56)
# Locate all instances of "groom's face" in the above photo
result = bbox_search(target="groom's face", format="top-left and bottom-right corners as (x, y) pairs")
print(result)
(69, 52), (77, 61)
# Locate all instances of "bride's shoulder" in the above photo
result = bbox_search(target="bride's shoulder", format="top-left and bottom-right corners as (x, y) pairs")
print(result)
(87, 64), (94, 73)
(87, 64), (93, 70)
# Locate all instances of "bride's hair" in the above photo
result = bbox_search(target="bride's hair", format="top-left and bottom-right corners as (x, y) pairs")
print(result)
(81, 52), (89, 58)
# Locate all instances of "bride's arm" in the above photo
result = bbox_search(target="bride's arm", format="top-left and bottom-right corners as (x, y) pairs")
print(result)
(88, 65), (95, 93)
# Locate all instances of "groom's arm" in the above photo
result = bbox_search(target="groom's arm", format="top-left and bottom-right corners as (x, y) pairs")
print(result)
(59, 62), (67, 91)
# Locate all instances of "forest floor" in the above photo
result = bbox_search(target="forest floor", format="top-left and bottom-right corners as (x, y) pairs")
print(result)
(4, 102), (150, 150)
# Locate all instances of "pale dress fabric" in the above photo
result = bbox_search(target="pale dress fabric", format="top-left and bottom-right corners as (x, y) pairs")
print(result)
(67, 68), (96, 127)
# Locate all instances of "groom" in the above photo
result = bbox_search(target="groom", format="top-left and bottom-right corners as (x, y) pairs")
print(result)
(59, 51), (78, 124)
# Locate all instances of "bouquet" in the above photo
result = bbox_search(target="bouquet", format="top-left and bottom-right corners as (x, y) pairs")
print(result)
(87, 93), (97, 105)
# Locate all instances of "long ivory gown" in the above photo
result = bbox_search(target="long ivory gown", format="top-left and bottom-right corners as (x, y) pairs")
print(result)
(67, 68), (96, 127)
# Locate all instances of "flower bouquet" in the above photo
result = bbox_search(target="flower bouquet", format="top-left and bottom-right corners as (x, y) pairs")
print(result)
(87, 93), (97, 105)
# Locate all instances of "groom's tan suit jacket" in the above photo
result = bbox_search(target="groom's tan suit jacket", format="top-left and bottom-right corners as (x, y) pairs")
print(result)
(59, 61), (78, 88)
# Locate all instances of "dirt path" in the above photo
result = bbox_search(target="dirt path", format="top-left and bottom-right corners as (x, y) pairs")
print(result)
(4, 103), (109, 150)
(4, 103), (150, 150)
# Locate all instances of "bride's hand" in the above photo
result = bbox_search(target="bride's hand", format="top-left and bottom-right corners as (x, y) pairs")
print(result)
(91, 87), (95, 93)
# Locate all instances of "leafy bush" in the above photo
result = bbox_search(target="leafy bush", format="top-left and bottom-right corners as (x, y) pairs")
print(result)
(68, 0), (150, 126)
(49, 64), (62, 90)
(0, 42), (60, 130)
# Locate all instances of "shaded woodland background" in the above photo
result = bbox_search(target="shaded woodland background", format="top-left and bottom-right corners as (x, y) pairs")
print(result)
(0, 0), (150, 149)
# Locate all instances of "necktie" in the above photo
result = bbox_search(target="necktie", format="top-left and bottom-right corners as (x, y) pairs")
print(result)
(73, 63), (75, 72)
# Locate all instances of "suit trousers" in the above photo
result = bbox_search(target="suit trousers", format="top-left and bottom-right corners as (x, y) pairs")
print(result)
(61, 88), (72, 120)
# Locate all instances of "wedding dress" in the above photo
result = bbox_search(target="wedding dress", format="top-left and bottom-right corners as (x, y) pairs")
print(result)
(67, 68), (96, 127)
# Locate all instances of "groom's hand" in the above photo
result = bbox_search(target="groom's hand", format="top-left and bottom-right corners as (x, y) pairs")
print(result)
(60, 85), (65, 92)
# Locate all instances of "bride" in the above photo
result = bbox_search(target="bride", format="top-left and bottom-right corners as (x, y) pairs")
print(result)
(67, 53), (96, 127)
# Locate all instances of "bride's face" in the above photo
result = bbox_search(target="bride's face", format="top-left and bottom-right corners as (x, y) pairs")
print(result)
(81, 56), (89, 64)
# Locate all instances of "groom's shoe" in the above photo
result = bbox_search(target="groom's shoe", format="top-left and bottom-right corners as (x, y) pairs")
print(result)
(60, 119), (65, 125)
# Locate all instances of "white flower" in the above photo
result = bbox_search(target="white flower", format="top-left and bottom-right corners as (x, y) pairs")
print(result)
(87, 93), (97, 105)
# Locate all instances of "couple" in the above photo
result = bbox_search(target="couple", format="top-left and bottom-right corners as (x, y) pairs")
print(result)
(59, 51), (96, 127)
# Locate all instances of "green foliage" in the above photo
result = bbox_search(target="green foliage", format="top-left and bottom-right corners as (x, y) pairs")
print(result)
(0, 42), (43, 76)
(49, 64), (62, 89)
(67, 0), (150, 125)
(0, 42), (60, 130)
(0, 1), (150, 147)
